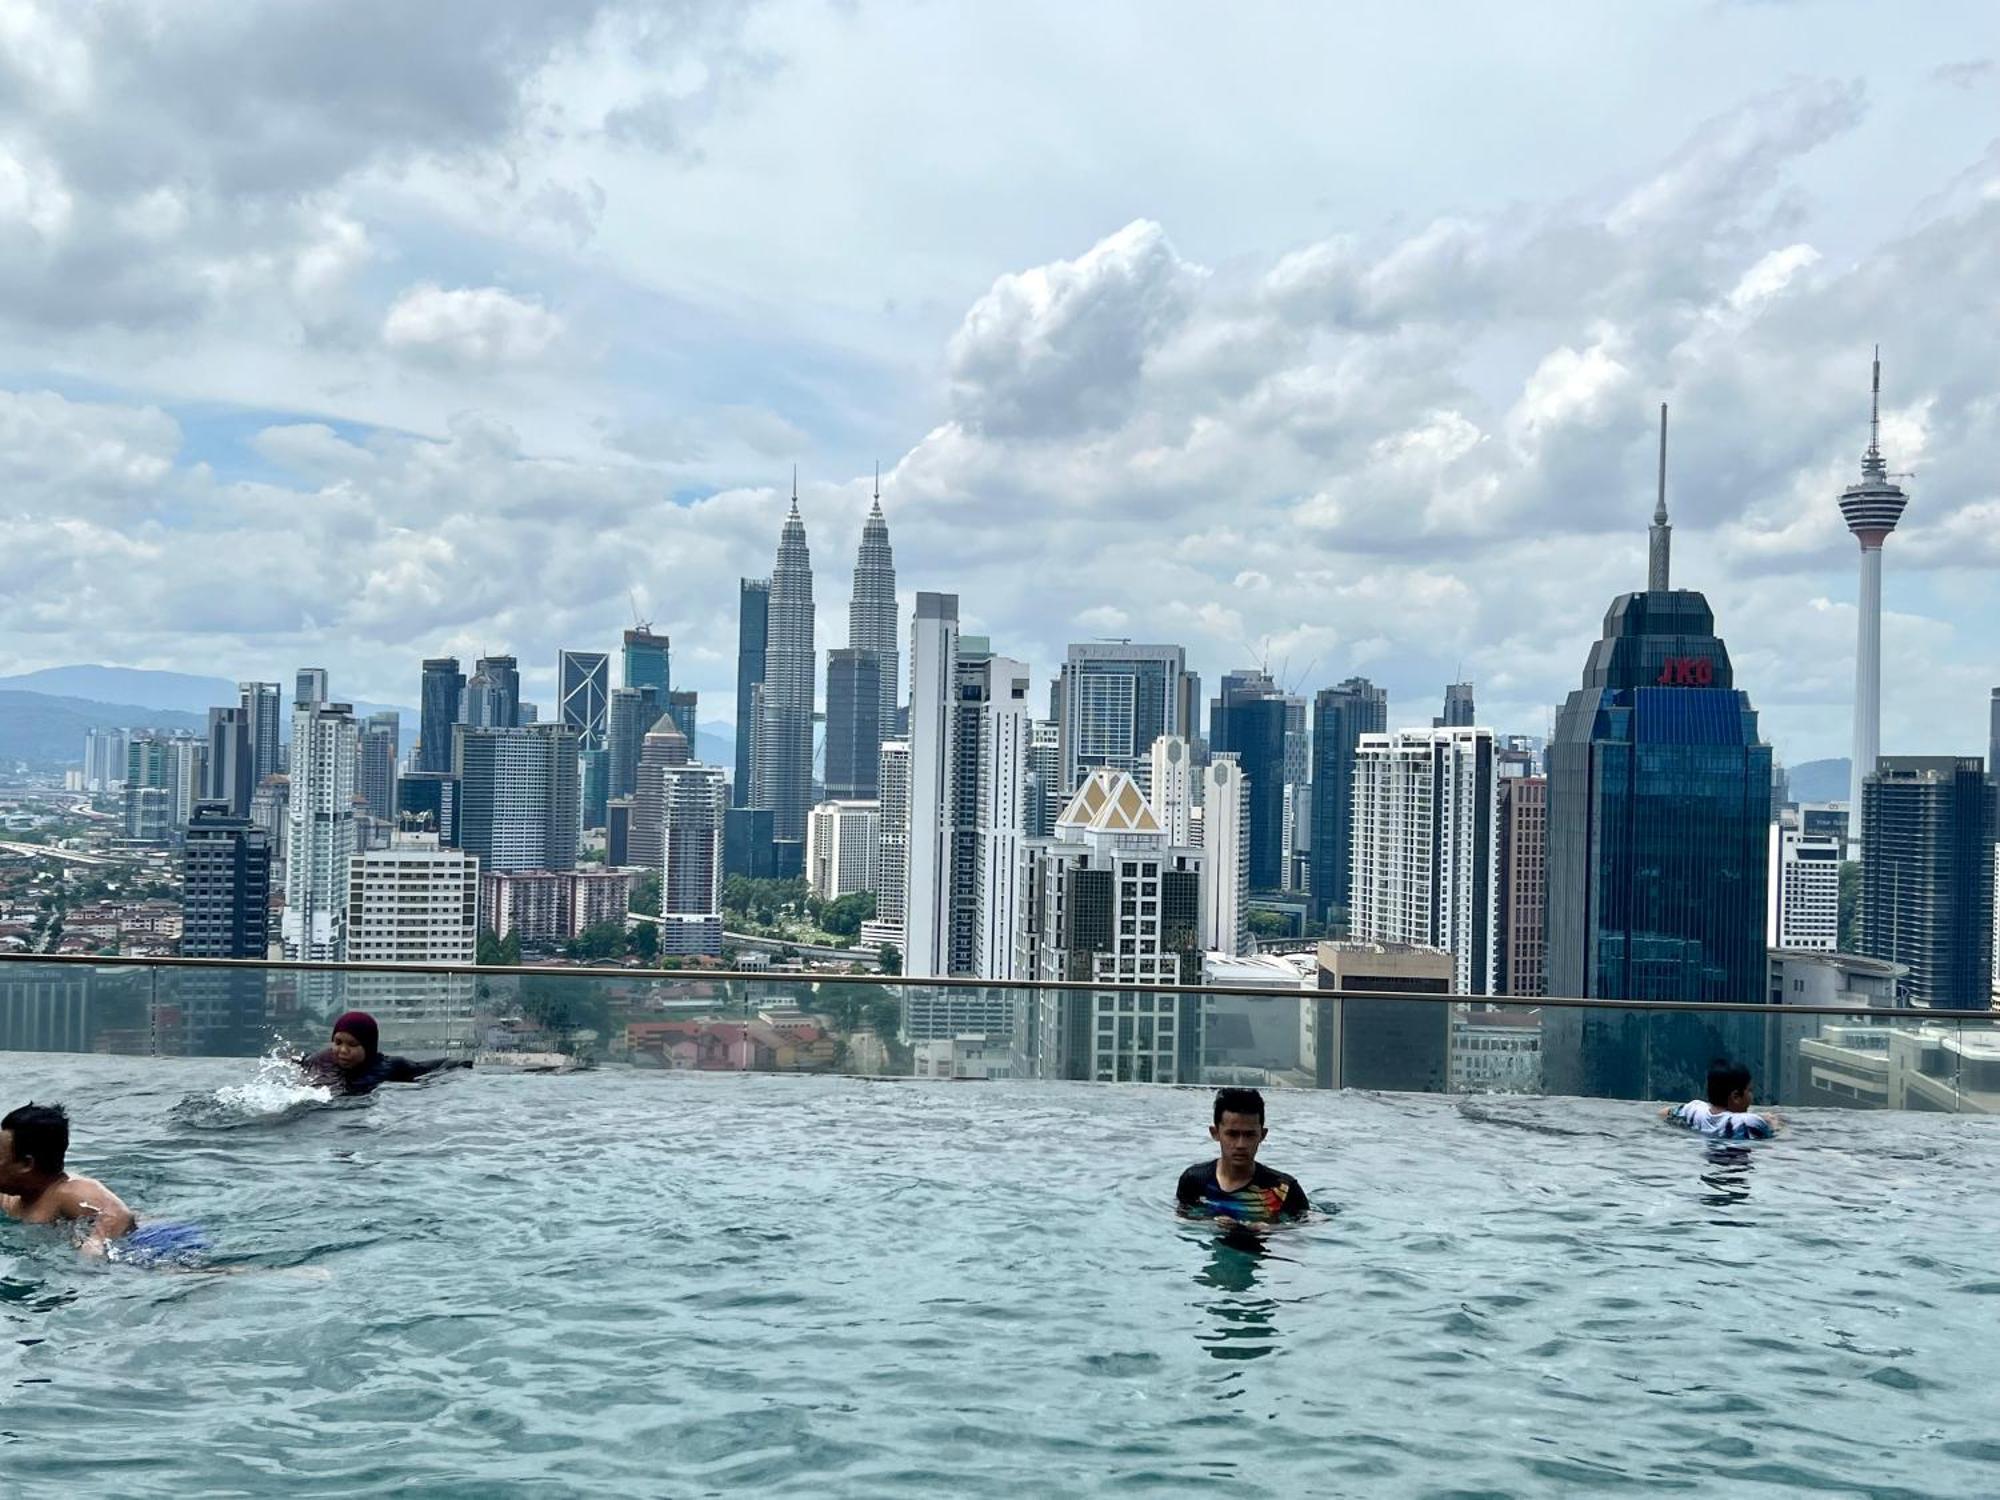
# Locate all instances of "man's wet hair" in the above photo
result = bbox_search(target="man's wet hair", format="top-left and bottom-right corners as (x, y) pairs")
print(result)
(1213, 1087), (1266, 1125)
(1, 1102), (69, 1173)
(1706, 1060), (1753, 1109)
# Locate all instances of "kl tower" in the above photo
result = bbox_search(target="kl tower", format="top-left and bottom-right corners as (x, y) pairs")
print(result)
(1839, 348), (1908, 855)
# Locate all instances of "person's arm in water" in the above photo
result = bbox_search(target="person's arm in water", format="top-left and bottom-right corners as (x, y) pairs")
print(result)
(57, 1176), (136, 1258)
(1276, 1173), (1310, 1220)
(380, 1056), (472, 1084)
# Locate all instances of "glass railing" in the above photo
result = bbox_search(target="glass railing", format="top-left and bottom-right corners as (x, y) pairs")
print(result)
(2, 952), (1996, 1112)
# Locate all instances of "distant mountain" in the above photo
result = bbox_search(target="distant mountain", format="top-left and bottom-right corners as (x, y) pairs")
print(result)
(0, 665), (412, 739)
(1786, 758), (1850, 804)
(0, 665), (241, 714)
(0, 691), (206, 767)
(693, 720), (735, 771)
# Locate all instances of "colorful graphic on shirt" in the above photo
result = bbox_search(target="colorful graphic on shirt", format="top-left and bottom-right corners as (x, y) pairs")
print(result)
(1176, 1162), (1308, 1223)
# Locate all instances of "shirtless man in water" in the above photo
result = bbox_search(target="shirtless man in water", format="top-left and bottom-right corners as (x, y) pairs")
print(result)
(0, 1102), (137, 1257)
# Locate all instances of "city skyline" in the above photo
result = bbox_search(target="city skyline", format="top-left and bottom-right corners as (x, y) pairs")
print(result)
(1, 8), (1998, 771)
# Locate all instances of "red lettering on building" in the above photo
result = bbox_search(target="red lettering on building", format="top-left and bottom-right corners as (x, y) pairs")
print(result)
(1655, 656), (1714, 687)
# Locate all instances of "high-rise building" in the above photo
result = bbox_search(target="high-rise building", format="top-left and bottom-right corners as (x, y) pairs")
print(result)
(123, 735), (173, 841)
(166, 733), (208, 833)
(345, 829), (479, 1049)
(621, 628), (670, 697)
(1859, 757), (1995, 1009)
(607, 685), (665, 800)
(1304, 680), (1384, 928)
(1545, 421), (1772, 1098)
(418, 658), (465, 773)
(849, 472), (900, 740)
(1210, 673), (1289, 892)
(807, 800), (881, 901)
(905, 594), (959, 978)
(1026, 720), (1062, 839)
(972, 654), (1034, 981)
(454, 724), (580, 874)
(395, 770), (458, 846)
(1350, 726), (1499, 996)
(178, 800), (275, 1053)
(181, 802), (272, 958)
(465, 655), (521, 730)
(250, 775), (288, 864)
(1436, 682), (1476, 729)
(559, 650), (611, 750)
(1767, 824), (1840, 952)
(1313, 941), (1453, 1092)
(1839, 356), (1909, 854)
(580, 748), (609, 831)
(825, 648), (883, 802)
(357, 710), (400, 828)
(295, 668), (328, 708)
(1497, 775), (1547, 996)
(733, 579), (770, 808)
(661, 764), (727, 957)
(722, 805), (775, 881)
(282, 699), (358, 961)
(83, 726), (130, 792)
(481, 869), (632, 945)
(866, 739), (911, 948)
(1020, 769), (1204, 1082)
(1199, 755), (1250, 957)
(204, 707), (255, 819)
(667, 691), (698, 757)
(752, 487), (815, 846)
(1057, 643), (1192, 796)
(1149, 735), (1195, 846)
(628, 721), (693, 871)
(346, 831), (479, 967)
(238, 682), (283, 788)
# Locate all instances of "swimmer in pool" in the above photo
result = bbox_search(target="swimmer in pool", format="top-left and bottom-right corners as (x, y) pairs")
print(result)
(1660, 1058), (1782, 1140)
(0, 1102), (138, 1257)
(1176, 1087), (1309, 1224)
(298, 1011), (472, 1097)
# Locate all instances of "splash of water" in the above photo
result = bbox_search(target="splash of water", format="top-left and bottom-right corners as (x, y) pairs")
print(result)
(172, 1041), (341, 1129)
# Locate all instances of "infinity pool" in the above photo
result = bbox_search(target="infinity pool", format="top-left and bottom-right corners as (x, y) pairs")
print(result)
(3, 1053), (1996, 1497)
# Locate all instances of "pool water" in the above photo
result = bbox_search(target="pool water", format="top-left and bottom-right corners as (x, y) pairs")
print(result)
(3, 1053), (1997, 1497)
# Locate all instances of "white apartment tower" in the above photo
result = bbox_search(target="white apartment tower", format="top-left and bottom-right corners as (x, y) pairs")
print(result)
(1767, 824), (1841, 952)
(864, 739), (911, 950)
(661, 763), (727, 956)
(1350, 726), (1500, 995)
(1149, 735), (1195, 846)
(904, 594), (960, 977)
(1199, 755), (1250, 957)
(346, 832), (479, 966)
(974, 655), (1034, 981)
(807, 799), (882, 901)
(282, 698), (358, 961)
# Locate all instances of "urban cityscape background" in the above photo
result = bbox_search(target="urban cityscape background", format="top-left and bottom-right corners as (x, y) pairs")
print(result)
(2, 4), (1998, 1103)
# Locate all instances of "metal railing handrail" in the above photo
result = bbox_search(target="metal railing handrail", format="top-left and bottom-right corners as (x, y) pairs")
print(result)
(1, 948), (1993, 1022)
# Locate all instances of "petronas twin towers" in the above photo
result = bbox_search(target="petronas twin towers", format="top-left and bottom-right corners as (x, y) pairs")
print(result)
(745, 470), (899, 853)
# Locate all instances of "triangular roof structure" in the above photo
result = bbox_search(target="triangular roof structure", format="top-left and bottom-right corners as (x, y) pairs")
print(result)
(1055, 768), (1161, 836)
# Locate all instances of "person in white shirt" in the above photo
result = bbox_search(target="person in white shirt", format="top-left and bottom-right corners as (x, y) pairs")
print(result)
(1661, 1059), (1782, 1140)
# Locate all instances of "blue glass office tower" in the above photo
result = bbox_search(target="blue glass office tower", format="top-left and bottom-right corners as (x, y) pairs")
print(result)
(1310, 677), (1387, 924)
(734, 580), (770, 808)
(1211, 672), (1290, 893)
(1544, 446), (1772, 1100)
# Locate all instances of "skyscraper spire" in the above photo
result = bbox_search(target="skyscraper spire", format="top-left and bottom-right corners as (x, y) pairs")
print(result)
(851, 465), (900, 737)
(1647, 403), (1672, 593)
(1862, 344), (1886, 481)
(1839, 345), (1908, 854)
(791, 464), (799, 508)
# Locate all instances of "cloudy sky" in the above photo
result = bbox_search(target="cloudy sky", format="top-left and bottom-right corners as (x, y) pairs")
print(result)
(2, 0), (1996, 766)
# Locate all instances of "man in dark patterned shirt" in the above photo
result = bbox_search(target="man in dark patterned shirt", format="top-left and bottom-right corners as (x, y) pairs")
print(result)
(1176, 1087), (1309, 1224)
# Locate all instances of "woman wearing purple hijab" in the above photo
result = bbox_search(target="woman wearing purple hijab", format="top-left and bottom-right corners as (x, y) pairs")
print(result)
(299, 1011), (471, 1096)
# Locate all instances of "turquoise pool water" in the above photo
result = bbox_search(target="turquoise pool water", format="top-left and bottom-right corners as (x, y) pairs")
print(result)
(2, 1053), (1997, 1497)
